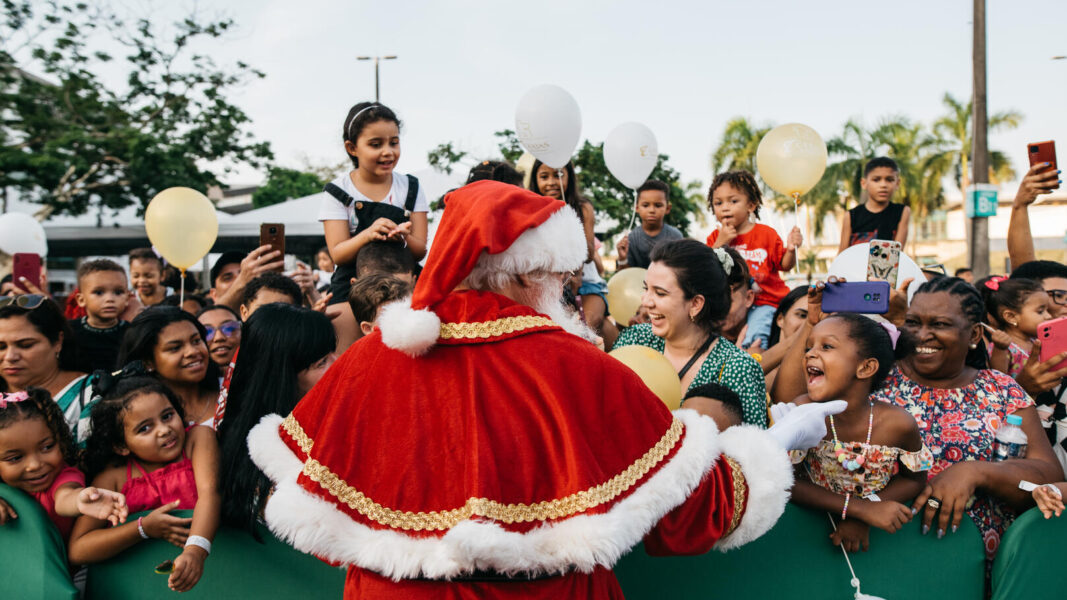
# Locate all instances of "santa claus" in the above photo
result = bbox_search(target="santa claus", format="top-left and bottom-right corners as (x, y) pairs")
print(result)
(248, 180), (843, 598)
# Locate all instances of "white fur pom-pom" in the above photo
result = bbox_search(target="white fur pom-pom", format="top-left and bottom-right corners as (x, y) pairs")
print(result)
(378, 299), (441, 357)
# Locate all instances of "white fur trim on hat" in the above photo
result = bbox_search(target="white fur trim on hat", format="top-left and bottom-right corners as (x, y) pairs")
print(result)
(466, 205), (587, 288)
(713, 425), (794, 551)
(246, 409), (744, 579)
(377, 298), (441, 357)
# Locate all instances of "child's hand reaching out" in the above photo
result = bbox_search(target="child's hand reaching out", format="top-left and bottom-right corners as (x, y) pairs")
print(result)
(1033, 483), (1064, 519)
(142, 500), (193, 547)
(169, 545), (207, 592)
(853, 498), (913, 533)
(76, 487), (128, 526)
(831, 519), (870, 553)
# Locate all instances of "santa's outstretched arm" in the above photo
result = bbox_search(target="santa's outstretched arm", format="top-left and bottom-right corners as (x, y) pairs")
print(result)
(646, 401), (846, 554)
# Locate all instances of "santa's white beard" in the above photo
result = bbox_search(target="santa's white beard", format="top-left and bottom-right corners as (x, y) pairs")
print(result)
(520, 277), (598, 343)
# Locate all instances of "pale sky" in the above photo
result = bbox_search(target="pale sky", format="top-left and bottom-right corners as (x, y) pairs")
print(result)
(15, 1), (1067, 206)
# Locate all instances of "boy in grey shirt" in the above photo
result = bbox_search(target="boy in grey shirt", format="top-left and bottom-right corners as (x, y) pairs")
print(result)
(617, 180), (682, 269)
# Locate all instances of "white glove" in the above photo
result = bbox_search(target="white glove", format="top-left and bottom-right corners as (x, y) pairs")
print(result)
(767, 400), (848, 451)
(769, 401), (797, 425)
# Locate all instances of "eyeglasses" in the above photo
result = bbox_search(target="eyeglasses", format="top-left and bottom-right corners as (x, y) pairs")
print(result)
(1048, 289), (1067, 306)
(204, 320), (241, 342)
(0, 294), (47, 310)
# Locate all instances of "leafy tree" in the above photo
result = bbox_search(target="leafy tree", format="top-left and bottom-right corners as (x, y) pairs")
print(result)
(426, 142), (468, 175)
(932, 92), (1021, 197)
(251, 167), (325, 208)
(1, 1), (272, 217)
(711, 117), (772, 175)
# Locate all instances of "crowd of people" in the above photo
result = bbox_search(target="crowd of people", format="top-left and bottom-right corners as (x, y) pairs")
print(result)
(1, 100), (1065, 598)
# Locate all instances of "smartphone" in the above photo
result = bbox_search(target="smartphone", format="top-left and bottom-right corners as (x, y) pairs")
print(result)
(867, 240), (902, 288)
(821, 281), (891, 315)
(1028, 141), (1057, 172)
(1038, 316), (1067, 372)
(12, 253), (42, 292)
(259, 223), (285, 272)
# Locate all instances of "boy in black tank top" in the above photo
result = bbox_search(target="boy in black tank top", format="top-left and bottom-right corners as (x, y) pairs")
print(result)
(838, 157), (911, 252)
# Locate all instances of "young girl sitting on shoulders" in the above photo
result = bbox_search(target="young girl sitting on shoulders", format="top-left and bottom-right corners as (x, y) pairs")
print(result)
(978, 276), (1052, 378)
(0, 388), (128, 541)
(788, 291), (932, 552)
(68, 377), (219, 593)
(320, 102), (428, 306)
(706, 170), (803, 349)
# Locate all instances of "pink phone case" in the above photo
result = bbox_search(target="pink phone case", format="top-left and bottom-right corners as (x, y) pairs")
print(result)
(867, 240), (901, 288)
(1038, 317), (1067, 372)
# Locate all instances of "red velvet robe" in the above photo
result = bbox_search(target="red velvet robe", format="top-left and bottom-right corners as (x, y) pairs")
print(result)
(248, 290), (791, 599)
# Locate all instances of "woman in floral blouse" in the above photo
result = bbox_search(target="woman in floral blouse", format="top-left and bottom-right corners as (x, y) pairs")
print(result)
(868, 277), (1061, 563)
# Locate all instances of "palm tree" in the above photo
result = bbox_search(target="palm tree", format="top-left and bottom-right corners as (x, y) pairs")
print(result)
(932, 92), (1021, 198)
(711, 117), (772, 175)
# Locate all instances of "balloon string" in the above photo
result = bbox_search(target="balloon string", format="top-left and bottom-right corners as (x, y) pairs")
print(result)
(625, 188), (639, 235)
(793, 192), (802, 274)
(179, 269), (186, 307)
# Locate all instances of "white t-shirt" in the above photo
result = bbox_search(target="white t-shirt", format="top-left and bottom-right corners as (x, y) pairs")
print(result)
(318, 172), (429, 234)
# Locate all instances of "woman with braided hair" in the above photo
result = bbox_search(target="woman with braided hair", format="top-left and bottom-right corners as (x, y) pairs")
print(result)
(868, 276), (1062, 568)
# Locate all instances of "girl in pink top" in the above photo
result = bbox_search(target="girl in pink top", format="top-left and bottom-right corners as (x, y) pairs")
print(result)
(0, 388), (128, 540)
(69, 377), (219, 593)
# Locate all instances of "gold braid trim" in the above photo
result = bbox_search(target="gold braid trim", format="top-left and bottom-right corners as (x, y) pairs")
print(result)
(290, 417), (684, 532)
(438, 315), (557, 341)
(282, 414), (312, 455)
(723, 456), (747, 538)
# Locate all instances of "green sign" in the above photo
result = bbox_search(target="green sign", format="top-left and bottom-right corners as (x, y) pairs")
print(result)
(966, 184), (998, 218)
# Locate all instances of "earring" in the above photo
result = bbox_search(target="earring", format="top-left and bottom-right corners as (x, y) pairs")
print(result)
(969, 343), (978, 349)
(1009, 321), (1017, 327)
(690, 314), (696, 323)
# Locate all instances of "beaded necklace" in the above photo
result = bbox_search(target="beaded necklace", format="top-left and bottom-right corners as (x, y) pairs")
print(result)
(829, 401), (874, 471)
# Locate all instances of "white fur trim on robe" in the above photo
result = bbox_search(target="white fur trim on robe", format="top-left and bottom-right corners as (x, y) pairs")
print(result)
(247, 409), (748, 579)
(713, 425), (794, 551)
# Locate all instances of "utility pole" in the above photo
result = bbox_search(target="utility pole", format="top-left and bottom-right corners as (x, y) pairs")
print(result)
(356, 55), (397, 102)
(970, 0), (990, 277)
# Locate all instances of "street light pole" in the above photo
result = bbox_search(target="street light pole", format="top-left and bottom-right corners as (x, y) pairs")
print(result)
(356, 55), (398, 102)
(970, 0), (990, 277)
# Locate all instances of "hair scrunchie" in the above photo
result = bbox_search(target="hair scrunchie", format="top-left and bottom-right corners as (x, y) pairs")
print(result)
(712, 247), (735, 274)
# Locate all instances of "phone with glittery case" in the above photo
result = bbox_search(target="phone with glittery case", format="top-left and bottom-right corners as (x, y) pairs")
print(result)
(867, 240), (901, 288)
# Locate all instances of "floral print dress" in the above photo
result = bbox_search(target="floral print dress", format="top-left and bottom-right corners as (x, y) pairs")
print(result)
(869, 367), (1033, 561)
(792, 440), (933, 498)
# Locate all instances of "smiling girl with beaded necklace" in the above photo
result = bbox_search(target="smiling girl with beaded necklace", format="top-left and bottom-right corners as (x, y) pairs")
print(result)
(787, 286), (933, 553)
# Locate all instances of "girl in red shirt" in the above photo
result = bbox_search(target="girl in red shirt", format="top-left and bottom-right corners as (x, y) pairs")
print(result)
(706, 170), (802, 349)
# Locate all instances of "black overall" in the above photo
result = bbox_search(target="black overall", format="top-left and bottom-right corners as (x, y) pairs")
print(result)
(323, 175), (419, 305)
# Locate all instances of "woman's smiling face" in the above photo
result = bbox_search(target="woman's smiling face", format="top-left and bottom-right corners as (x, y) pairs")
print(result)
(901, 291), (979, 380)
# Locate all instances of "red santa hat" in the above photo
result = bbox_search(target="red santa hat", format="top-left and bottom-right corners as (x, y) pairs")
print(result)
(378, 180), (588, 356)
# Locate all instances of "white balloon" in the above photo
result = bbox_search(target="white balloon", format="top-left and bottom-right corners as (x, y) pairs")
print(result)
(828, 243), (924, 302)
(604, 122), (659, 189)
(514, 84), (582, 169)
(0, 212), (48, 257)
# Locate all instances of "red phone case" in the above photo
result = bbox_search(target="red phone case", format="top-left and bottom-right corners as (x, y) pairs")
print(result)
(259, 223), (285, 272)
(1027, 141), (1057, 172)
(12, 253), (42, 292)
(1038, 316), (1067, 372)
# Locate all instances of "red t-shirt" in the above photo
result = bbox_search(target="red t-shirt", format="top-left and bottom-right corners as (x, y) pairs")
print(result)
(30, 463), (85, 540)
(706, 223), (788, 308)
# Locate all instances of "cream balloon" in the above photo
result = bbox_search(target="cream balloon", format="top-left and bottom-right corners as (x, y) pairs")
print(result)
(756, 123), (828, 199)
(604, 122), (659, 189)
(608, 345), (683, 410)
(828, 242), (925, 302)
(0, 212), (48, 257)
(606, 267), (647, 326)
(144, 187), (218, 270)
(514, 84), (582, 169)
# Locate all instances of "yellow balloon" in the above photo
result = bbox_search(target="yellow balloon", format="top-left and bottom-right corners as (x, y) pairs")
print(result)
(144, 187), (219, 270)
(608, 345), (683, 410)
(606, 267), (646, 326)
(755, 123), (828, 199)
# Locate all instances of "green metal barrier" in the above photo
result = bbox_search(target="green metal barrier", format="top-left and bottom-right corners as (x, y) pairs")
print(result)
(0, 484), (78, 600)
(616, 503), (986, 599)
(992, 506), (1067, 600)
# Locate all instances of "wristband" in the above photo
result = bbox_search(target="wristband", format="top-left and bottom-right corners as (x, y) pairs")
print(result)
(137, 516), (149, 540)
(185, 535), (212, 555)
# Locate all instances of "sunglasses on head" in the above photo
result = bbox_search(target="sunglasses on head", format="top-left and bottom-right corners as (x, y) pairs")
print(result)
(0, 294), (47, 310)
(204, 320), (241, 342)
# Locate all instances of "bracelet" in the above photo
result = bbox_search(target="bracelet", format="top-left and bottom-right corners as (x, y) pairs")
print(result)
(841, 493), (851, 520)
(137, 516), (149, 540)
(185, 535), (212, 555)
